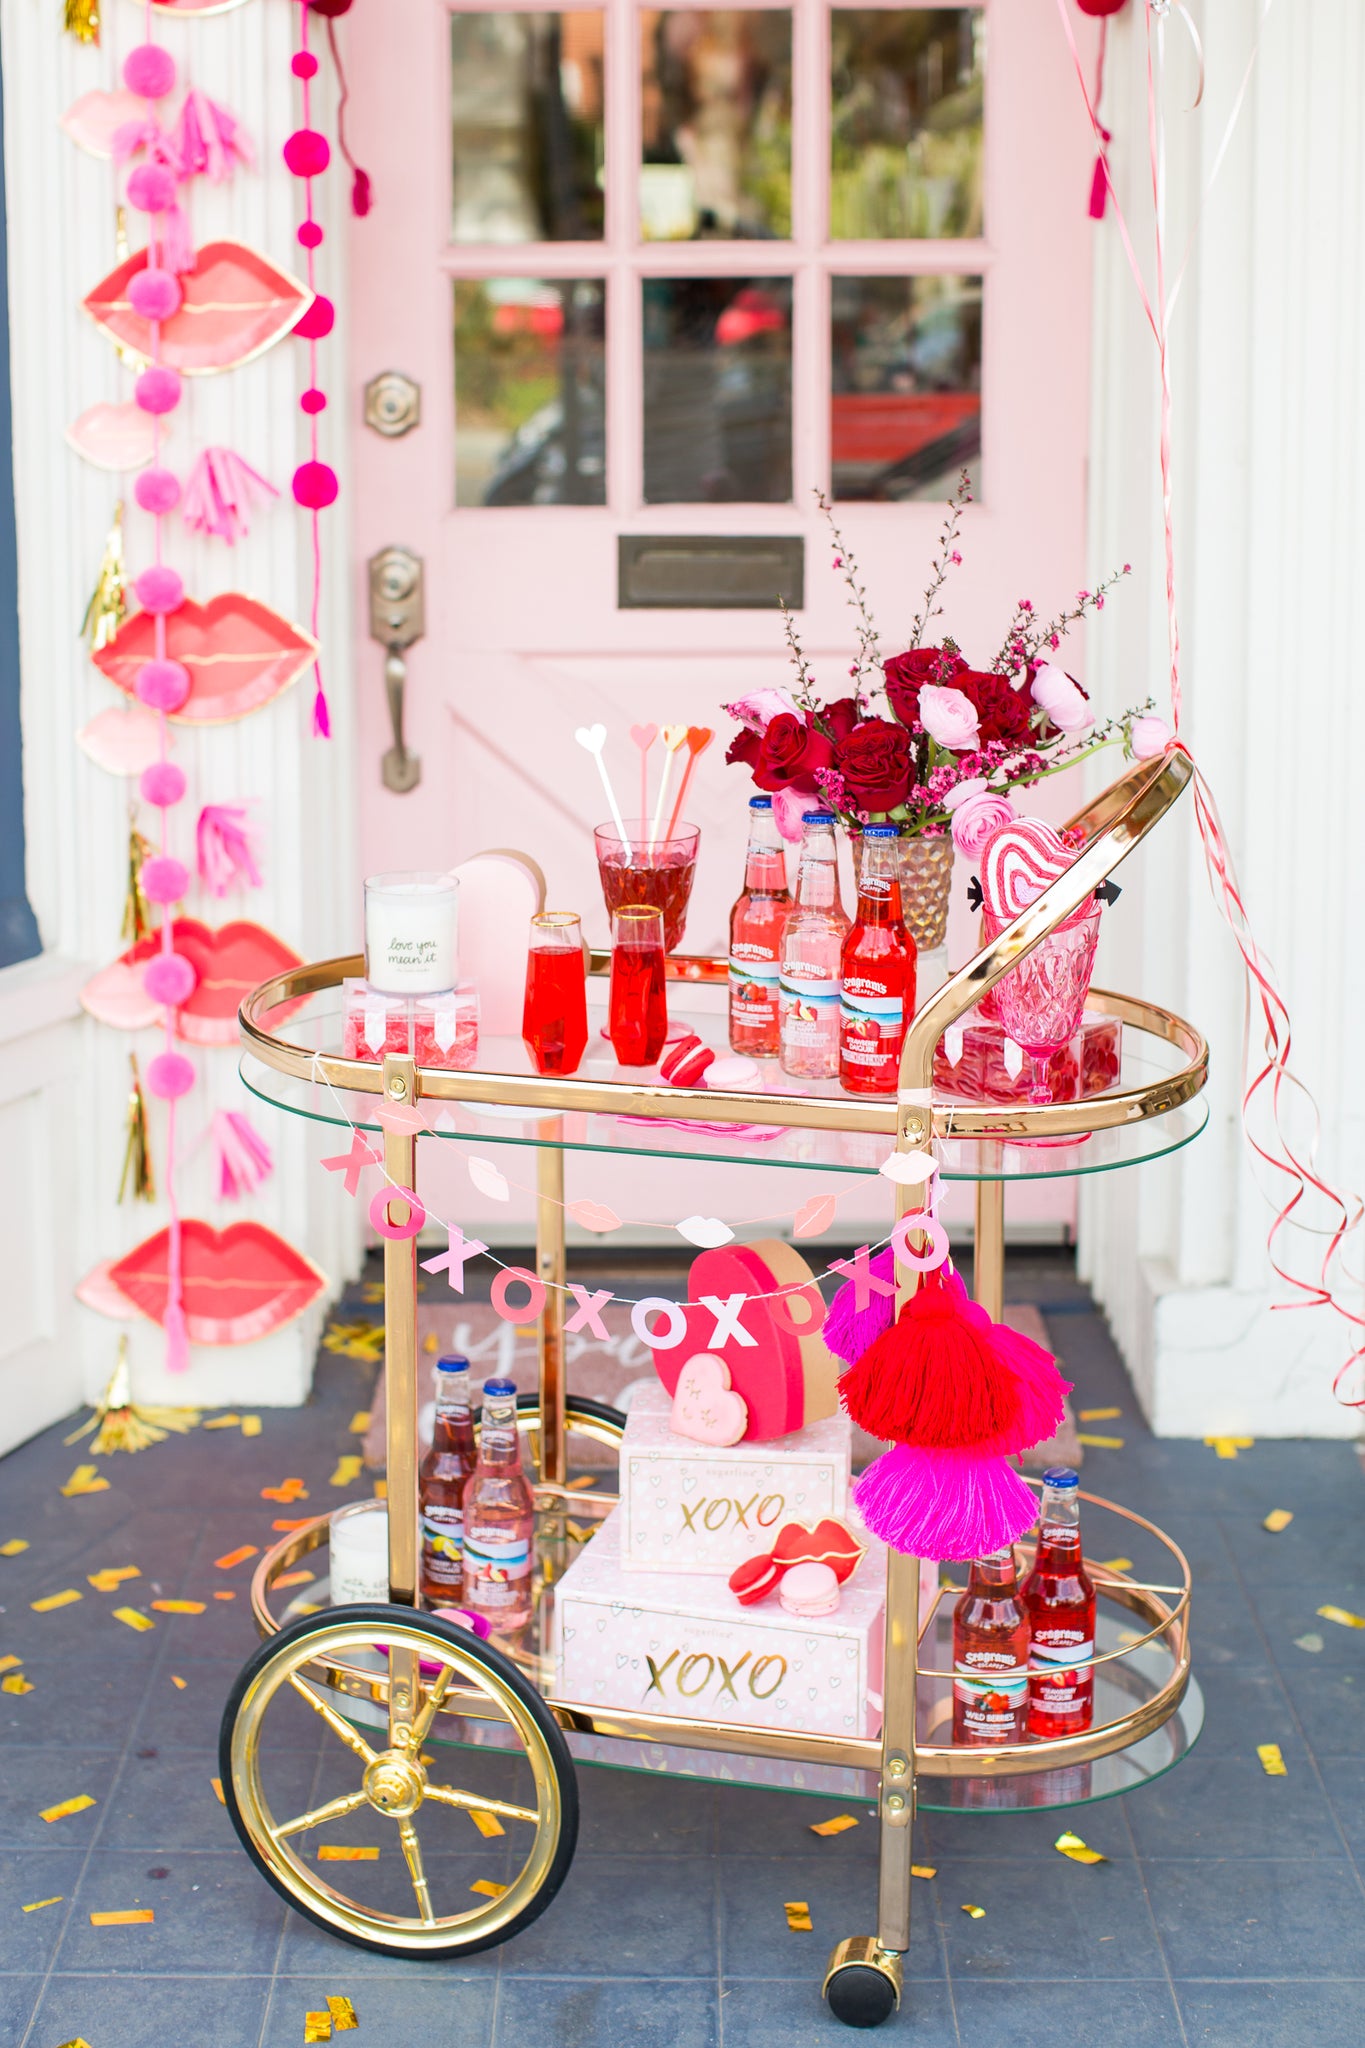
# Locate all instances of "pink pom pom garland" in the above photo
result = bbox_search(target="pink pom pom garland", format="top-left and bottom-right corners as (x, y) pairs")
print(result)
(134, 366), (182, 416)
(143, 951), (197, 1008)
(289, 0), (333, 740)
(134, 659), (190, 713)
(146, 1051), (196, 1102)
(123, 43), (176, 100)
(134, 564), (184, 614)
(140, 760), (186, 809)
(134, 466), (181, 516)
(128, 266), (182, 322)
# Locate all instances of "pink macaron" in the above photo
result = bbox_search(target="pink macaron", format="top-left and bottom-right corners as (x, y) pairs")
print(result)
(778, 1561), (842, 1618)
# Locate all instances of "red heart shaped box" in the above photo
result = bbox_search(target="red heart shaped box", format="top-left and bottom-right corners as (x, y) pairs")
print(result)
(658, 1237), (837, 1441)
(125, 918), (305, 1045)
(108, 1221), (326, 1345)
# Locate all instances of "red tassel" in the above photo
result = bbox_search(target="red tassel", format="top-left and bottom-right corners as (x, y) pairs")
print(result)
(838, 1268), (1025, 1450)
(1089, 130), (1113, 220)
(352, 167), (372, 216)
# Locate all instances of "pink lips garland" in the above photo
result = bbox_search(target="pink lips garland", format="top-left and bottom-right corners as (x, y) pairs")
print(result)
(124, 918), (305, 1045)
(92, 593), (318, 723)
(107, 1221), (327, 1345)
(83, 240), (312, 373)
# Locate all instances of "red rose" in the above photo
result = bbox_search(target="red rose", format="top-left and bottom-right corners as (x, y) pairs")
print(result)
(955, 670), (1035, 749)
(755, 712), (834, 791)
(835, 718), (913, 812)
(726, 727), (762, 773)
(883, 646), (966, 727)
(820, 696), (861, 743)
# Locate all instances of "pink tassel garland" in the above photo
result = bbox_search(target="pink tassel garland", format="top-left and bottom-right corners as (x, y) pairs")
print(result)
(312, 678), (331, 740)
(172, 89), (254, 183)
(196, 804), (263, 897)
(212, 1109), (273, 1200)
(161, 202), (194, 276)
(853, 1443), (1038, 1564)
(182, 448), (278, 544)
(112, 118), (180, 173)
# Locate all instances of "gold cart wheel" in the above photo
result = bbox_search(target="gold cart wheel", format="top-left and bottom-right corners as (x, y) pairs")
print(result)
(219, 1606), (577, 1958)
(823, 1938), (903, 2029)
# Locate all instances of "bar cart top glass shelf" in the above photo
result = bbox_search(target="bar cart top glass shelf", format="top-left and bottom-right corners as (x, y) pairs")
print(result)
(225, 753), (1207, 2020)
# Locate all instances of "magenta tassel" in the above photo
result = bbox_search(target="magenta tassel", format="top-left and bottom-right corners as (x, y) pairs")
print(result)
(196, 804), (263, 897)
(172, 89), (254, 183)
(212, 1109), (273, 1199)
(182, 448), (278, 544)
(826, 1245), (896, 1364)
(113, 117), (180, 172)
(1089, 133), (1113, 221)
(352, 167), (372, 216)
(853, 1443), (1037, 1563)
(312, 676), (331, 740)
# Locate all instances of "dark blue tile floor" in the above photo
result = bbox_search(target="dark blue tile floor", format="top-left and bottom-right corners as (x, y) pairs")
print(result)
(1, 1250), (1363, 2045)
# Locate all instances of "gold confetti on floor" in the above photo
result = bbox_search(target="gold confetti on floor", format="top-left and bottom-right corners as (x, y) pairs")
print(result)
(470, 1809), (505, 1838)
(41, 1795), (96, 1823)
(88, 1566), (140, 1591)
(373, 1479), (388, 1500)
(1096, 1558), (1133, 1573)
(912, 1865), (937, 1880)
(214, 1546), (259, 1570)
(273, 1518), (312, 1532)
(350, 1412), (372, 1434)
(809, 1814), (859, 1837)
(305, 2013), (333, 2042)
(171, 1675), (188, 1690)
(961, 1904), (986, 1919)
(566, 1474), (596, 1490)
(275, 1570), (316, 1590)
(1262, 1509), (1294, 1532)
(241, 1415), (262, 1437)
(784, 1900), (813, 1931)
(330, 1456), (364, 1487)
(1078, 1407), (1122, 1421)
(1076, 1434), (1125, 1450)
(202, 1414), (242, 1431)
(55, 2038), (95, 2048)
(22, 1895), (63, 1912)
(89, 1908), (154, 1925)
(60, 1464), (109, 1497)
(151, 1599), (206, 1615)
(0, 1654), (20, 1673)
(2, 1673), (34, 1694)
(1054, 1831), (1107, 1864)
(1257, 1744), (1287, 1776)
(211, 1778), (225, 1804)
(327, 1996), (359, 2031)
(470, 1878), (508, 1899)
(32, 1589), (82, 1612)
(113, 1606), (155, 1631)
(318, 1845), (379, 1862)
(214, 1590), (236, 1601)
(1205, 1436), (1254, 1459)
(0, 1538), (28, 1556)
(1318, 1605), (1365, 1630)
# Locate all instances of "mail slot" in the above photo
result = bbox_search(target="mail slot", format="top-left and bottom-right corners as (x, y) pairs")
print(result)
(618, 535), (804, 610)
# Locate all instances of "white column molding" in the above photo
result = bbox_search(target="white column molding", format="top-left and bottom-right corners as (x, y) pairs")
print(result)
(1079, 0), (1365, 1436)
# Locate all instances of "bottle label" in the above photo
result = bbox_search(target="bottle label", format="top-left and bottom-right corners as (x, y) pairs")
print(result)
(729, 953), (780, 1003)
(1029, 1634), (1095, 1713)
(780, 981), (840, 1054)
(954, 1657), (1028, 1737)
(421, 1505), (464, 1585)
(463, 1526), (533, 1605)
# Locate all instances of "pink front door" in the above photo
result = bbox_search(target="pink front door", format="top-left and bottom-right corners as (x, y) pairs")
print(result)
(346, 0), (1095, 1230)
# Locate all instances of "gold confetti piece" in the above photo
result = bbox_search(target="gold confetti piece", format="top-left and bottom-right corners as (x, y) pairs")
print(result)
(1257, 1744), (1287, 1776)
(373, 1479), (388, 1500)
(1205, 1435), (1254, 1459)
(209, 1777), (226, 1803)
(470, 1878), (508, 1898)
(112, 1606), (154, 1632)
(0, 1538), (28, 1556)
(262, 1478), (309, 1503)
(1318, 1605), (1365, 1630)
(1077, 1407), (1122, 1421)
(89, 1908), (154, 1925)
(32, 1589), (82, 1612)
(55, 2039), (94, 2048)
(214, 1590), (236, 1601)
(1096, 1558), (1133, 1573)
(171, 1675), (187, 1690)
(275, 1570), (316, 1590)
(1263, 1509), (1294, 1532)
(202, 1413), (241, 1430)
(469, 1809), (505, 1839)
(2, 1674), (34, 1694)
(273, 1518), (313, 1532)
(330, 1456), (363, 1487)
(327, 1997), (358, 2031)
(305, 2014), (332, 2043)
(809, 1814), (859, 1837)
(784, 1901), (813, 1931)
(240, 1415), (262, 1437)
(912, 1866), (937, 1880)
(214, 1546), (258, 1570)
(350, 1411), (371, 1433)
(22, 1895), (63, 1912)
(294, 1602), (323, 1615)
(318, 1845), (379, 1862)
(566, 1473), (596, 1490)
(41, 1795), (96, 1823)
(88, 1566), (141, 1591)
(0, 1653), (19, 1673)
(151, 1599), (206, 1615)
(961, 1904), (986, 1919)
(1054, 1831), (1107, 1864)
(1076, 1434), (1124, 1450)
(60, 1464), (109, 1496)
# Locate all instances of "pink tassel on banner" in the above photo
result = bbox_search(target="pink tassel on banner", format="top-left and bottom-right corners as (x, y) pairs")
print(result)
(161, 202), (195, 276)
(172, 89), (254, 183)
(212, 1109), (273, 1200)
(196, 804), (263, 897)
(182, 448), (278, 544)
(852, 1443), (1037, 1565)
(112, 118), (180, 173)
(312, 678), (331, 739)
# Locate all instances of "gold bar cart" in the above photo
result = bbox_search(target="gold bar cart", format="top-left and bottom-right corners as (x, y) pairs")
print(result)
(227, 753), (1207, 2025)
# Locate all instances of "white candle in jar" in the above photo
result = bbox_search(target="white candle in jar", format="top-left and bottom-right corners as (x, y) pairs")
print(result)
(329, 1501), (390, 1605)
(364, 872), (459, 996)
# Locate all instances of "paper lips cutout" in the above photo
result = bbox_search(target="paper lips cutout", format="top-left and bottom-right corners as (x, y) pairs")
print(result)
(93, 593), (318, 723)
(66, 402), (162, 471)
(80, 957), (162, 1032)
(729, 1518), (866, 1606)
(979, 818), (1076, 920)
(76, 704), (164, 777)
(124, 919), (304, 1045)
(84, 240), (312, 373)
(653, 1239), (837, 1441)
(107, 1221), (326, 1344)
(671, 1354), (749, 1446)
(61, 89), (147, 157)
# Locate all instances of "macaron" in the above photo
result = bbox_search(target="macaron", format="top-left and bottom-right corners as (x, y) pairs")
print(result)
(706, 1055), (760, 1090)
(661, 1033), (715, 1087)
(778, 1561), (842, 1618)
(729, 1552), (782, 1606)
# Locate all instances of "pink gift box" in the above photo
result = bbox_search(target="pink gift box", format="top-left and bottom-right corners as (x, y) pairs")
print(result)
(341, 977), (479, 1071)
(933, 1008), (1121, 1106)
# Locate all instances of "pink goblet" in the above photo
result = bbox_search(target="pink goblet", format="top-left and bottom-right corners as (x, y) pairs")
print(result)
(982, 905), (1102, 1107)
(594, 818), (699, 955)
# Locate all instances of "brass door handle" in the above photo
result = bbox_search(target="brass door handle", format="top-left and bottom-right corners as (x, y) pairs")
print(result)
(368, 546), (425, 794)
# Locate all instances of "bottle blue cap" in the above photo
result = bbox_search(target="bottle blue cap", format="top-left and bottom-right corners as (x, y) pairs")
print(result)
(864, 824), (898, 838)
(436, 1353), (471, 1373)
(749, 794), (773, 809)
(481, 1377), (517, 1398)
(1042, 1466), (1079, 1489)
(803, 810), (834, 826)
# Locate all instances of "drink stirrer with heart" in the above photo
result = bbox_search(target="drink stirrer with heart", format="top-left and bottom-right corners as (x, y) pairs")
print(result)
(629, 722), (658, 832)
(648, 725), (690, 856)
(665, 725), (714, 843)
(575, 723), (633, 863)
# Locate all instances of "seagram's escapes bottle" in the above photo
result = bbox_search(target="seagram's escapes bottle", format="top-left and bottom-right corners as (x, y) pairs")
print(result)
(778, 810), (849, 1080)
(729, 794), (791, 1057)
(1022, 1467), (1097, 1737)
(418, 1354), (477, 1606)
(952, 1546), (1030, 1744)
(461, 1377), (536, 1630)
(839, 824), (915, 1095)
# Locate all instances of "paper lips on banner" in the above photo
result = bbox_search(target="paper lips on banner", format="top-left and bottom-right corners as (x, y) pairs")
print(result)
(76, 1258), (145, 1321)
(107, 1221), (326, 1344)
(93, 594), (318, 722)
(80, 957), (162, 1032)
(60, 89), (147, 156)
(124, 919), (304, 1044)
(66, 402), (162, 471)
(76, 704), (163, 776)
(652, 1239), (837, 1441)
(84, 242), (312, 373)
(124, 0), (254, 12)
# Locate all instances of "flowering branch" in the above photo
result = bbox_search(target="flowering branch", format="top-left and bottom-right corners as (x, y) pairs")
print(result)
(815, 490), (881, 705)
(779, 596), (819, 713)
(992, 562), (1132, 673)
(909, 469), (972, 650)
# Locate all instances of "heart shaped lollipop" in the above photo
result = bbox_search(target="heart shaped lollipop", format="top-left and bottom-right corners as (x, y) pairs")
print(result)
(979, 818), (1075, 920)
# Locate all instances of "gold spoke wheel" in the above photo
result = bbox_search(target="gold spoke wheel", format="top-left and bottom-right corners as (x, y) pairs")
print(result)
(220, 1606), (577, 1957)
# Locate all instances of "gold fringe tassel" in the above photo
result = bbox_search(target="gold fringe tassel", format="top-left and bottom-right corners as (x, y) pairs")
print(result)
(117, 1052), (155, 1204)
(121, 822), (154, 945)
(63, 0), (100, 46)
(81, 502), (126, 652)
(65, 1337), (201, 1455)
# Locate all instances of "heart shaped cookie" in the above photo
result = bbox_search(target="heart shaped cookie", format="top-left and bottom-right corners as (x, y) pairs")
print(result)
(671, 1354), (748, 1447)
(655, 1240), (837, 1441)
(979, 817), (1075, 920)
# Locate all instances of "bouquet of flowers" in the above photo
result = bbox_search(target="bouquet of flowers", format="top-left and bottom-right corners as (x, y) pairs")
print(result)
(725, 480), (1170, 853)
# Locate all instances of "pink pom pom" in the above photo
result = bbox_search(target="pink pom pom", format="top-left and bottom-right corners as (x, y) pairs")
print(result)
(300, 388), (326, 415)
(292, 460), (338, 510)
(291, 51), (319, 79)
(134, 565), (185, 615)
(853, 1443), (1038, 1564)
(283, 128), (330, 178)
(135, 659), (190, 713)
(144, 950), (196, 1006)
(146, 1050), (195, 1101)
(127, 162), (177, 214)
(297, 221), (324, 250)
(140, 760), (186, 808)
(141, 854), (189, 904)
(294, 294), (335, 341)
(129, 266), (182, 321)
(123, 43), (177, 100)
(135, 466), (181, 516)
(135, 366), (182, 417)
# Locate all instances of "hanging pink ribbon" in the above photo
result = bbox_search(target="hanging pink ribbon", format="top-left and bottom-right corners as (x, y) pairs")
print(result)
(195, 803), (263, 897)
(182, 448), (278, 544)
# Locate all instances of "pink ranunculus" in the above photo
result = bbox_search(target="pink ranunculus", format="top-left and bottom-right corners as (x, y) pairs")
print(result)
(1031, 663), (1094, 733)
(773, 785), (824, 843)
(918, 684), (981, 751)
(950, 791), (1018, 858)
(723, 687), (799, 734)
(942, 776), (988, 813)
(1130, 713), (1172, 759)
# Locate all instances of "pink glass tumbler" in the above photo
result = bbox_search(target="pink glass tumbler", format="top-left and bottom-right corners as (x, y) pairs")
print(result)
(594, 819), (699, 955)
(983, 904), (1103, 1107)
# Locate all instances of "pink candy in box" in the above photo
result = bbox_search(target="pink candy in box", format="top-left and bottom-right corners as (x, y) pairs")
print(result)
(342, 978), (479, 1071)
(934, 1007), (1121, 1106)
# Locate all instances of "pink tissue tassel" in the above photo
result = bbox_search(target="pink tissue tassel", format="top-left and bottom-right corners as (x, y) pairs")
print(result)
(853, 1444), (1038, 1564)
(196, 804), (263, 897)
(212, 1109), (273, 1199)
(172, 90), (254, 183)
(182, 449), (278, 545)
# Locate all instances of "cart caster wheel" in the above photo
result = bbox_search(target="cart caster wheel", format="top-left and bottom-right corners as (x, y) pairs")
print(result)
(823, 1936), (903, 2028)
(220, 1605), (577, 1958)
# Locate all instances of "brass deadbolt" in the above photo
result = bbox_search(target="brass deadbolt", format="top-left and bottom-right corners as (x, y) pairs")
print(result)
(364, 370), (421, 438)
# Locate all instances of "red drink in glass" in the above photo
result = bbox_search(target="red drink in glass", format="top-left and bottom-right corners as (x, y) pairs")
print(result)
(609, 905), (667, 1066)
(595, 818), (699, 954)
(522, 912), (588, 1075)
(952, 1547), (1030, 1745)
(1023, 1467), (1096, 1738)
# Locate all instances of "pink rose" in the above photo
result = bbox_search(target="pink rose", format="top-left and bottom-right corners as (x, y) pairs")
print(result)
(1130, 713), (1172, 759)
(723, 687), (799, 734)
(1030, 663), (1094, 733)
(773, 786), (824, 842)
(950, 791), (1018, 858)
(918, 684), (981, 751)
(943, 777), (988, 812)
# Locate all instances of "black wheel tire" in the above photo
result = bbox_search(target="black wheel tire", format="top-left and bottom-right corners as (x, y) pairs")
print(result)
(219, 1603), (579, 1959)
(825, 1962), (901, 2029)
(514, 1392), (627, 1436)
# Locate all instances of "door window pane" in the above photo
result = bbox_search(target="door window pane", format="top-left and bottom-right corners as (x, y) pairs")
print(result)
(643, 277), (792, 502)
(454, 279), (606, 506)
(451, 12), (605, 242)
(830, 9), (984, 240)
(830, 274), (982, 501)
(640, 10), (792, 240)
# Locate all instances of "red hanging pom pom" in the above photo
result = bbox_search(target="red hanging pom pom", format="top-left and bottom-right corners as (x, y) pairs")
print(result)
(838, 1267), (1025, 1450)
